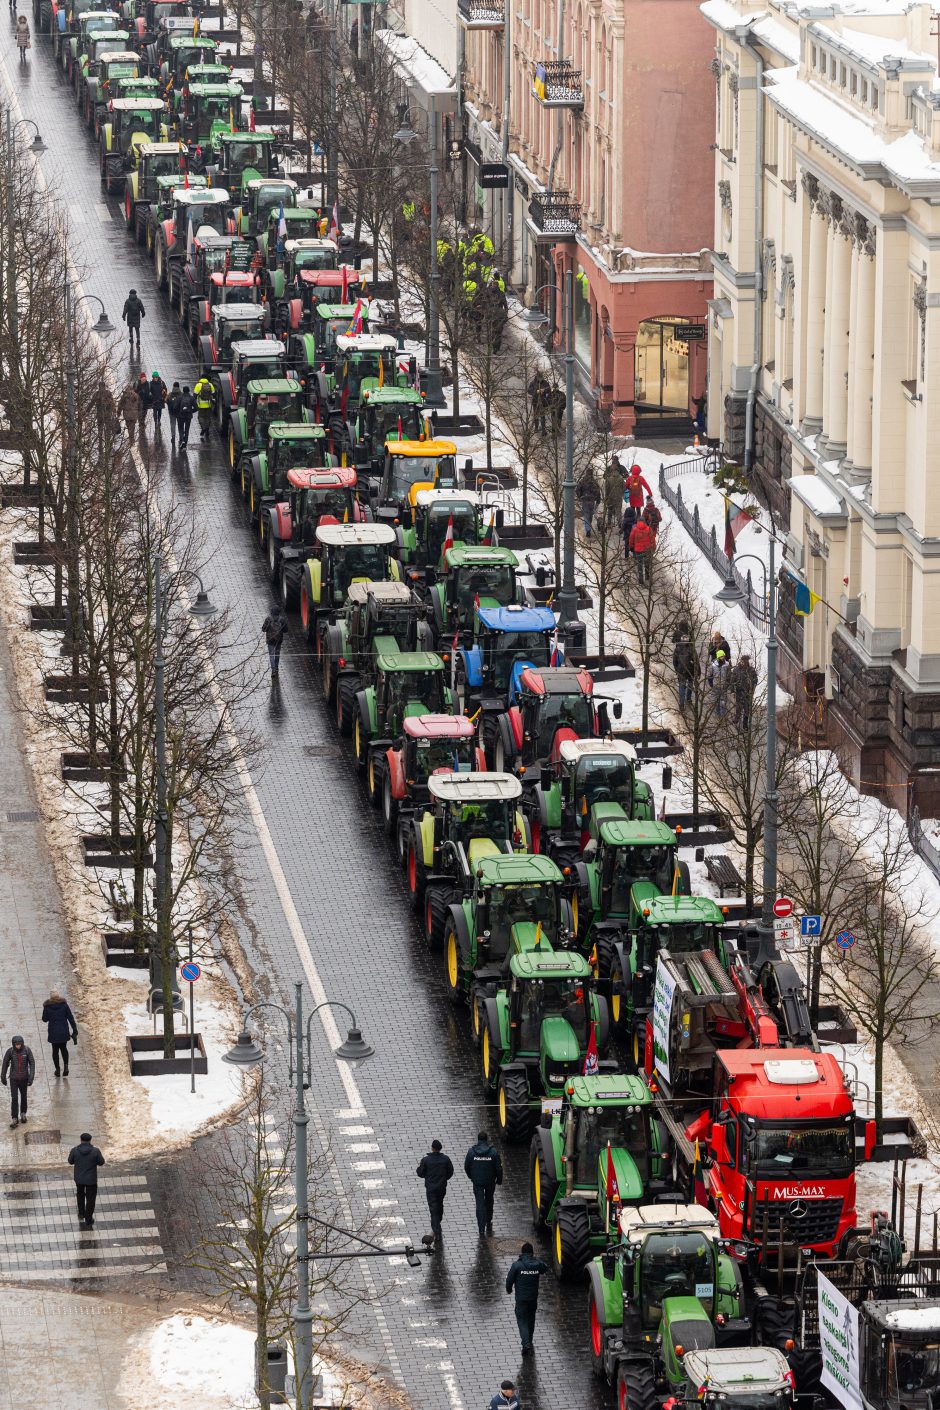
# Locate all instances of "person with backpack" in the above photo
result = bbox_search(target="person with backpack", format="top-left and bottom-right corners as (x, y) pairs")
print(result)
(177, 386), (196, 449)
(622, 501), (638, 557)
(166, 382), (182, 446)
(624, 464), (652, 510)
(261, 604), (288, 677)
(642, 494), (662, 546)
(135, 372), (151, 437)
(628, 516), (654, 584)
(671, 620), (699, 711)
(148, 372), (167, 435)
(122, 289), (145, 356)
(730, 654), (758, 730)
(194, 376), (215, 442)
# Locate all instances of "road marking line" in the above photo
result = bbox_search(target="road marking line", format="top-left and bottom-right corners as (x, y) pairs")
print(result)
(345, 1142), (380, 1152)
(352, 1160), (385, 1172)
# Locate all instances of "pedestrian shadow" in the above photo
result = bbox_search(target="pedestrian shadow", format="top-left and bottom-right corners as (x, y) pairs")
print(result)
(267, 677), (288, 727)
(467, 1236), (499, 1310)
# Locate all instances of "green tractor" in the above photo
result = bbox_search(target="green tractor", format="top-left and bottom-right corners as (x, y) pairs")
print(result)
(571, 814), (689, 965)
(321, 579), (431, 708)
(68, 10), (123, 85)
(441, 851), (573, 1005)
(588, 1204), (751, 1410)
(75, 26), (132, 103)
(289, 521), (400, 627)
(209, 130), (282, 199)
(157, 34), (220, 90)
(426, 544), (519, 643)
(178, 81), (246, 147)
(351, 651), (454, 793)
(311, 333), (408, 424)
(258, 208), (326, 265)
(268, 242), (340, 326)
(348, 385), (427, 477)
(394, 489), (488, 576)
(404, 771), (525, 921)
(227, 376), (309, 476)
(99, 98), (169, 195)
(530, 1074), (667, 1278)
(83, 48), (139, 128)
(244, 423), (334, 534)
(235, 176), (298, 239)
(668, 1348), (795, 1410)
(124, 148), (201, 245)
(532, 738), (653, 864)
(479, 949), (611, 1141)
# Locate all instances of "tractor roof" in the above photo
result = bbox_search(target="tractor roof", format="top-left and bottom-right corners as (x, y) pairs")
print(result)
(169, 32), (216, 45)
(428, 771), (521, 803)
(346, 581), (411, 606)
(270, 424), (325, 442)
(565, 1073), (650, 1107)
(642, 895), (727, 925)
(246, 378), (300, 395)
(288, 237), (336, 252)
(99, 50), (140, 62)
(870, 1300), (940, 1334)
(476, 853), (562, 887)
(336, 333), (397, 353)
(559, 737), (637, 765)
(617, 1203), (721, 1245)
(385, 439), (456, 457)
(519, 666), (593, 696)
(682, 1349), (791, 1395)
(216, 303), (265, 321)
(245, 176), (297, 193)
(375, 651), (444, 674)
(302, 269), (360, 286)
(477, 605), (555, 634)
(716, 1049), (852, 1107)
(315, 523), (395, 547)
(316, 302), (363, 320)
(110, 97), (166, 110)
(218, 129), (276, 143)
(138, 141), (183, 156)
(598, 817), (677, 848)
(286, 468), (356, 491)
(509, 950), (592, 981)
(186, 80), (243, 96)
(361, 386), (422, 404)
(174, 187), (231, 205)
(445, 545), (517, 568)
(403, 714), (475, 740)
(414, 490), (481, 510)
(88, 24), (126, 36)
(231, 339), (286, 359)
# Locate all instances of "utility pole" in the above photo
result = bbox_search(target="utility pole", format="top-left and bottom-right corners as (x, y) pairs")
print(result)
(556, 268), (580, 646)
(500, 0), (511, 268)
(761, 533), (778, 932)
(326, 0), (338, 210)
(293, 981), (314, 1410)
(153, 555), (175, 1057)
(424, 93), (444, 407)
(253, 0), (264, 113)
(62, 285), (80, 676)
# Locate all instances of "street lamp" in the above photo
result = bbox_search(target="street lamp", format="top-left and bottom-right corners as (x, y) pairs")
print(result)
(395, 101), (445, 408)
(713, 536), (779, 952)
(223, 985), (380, 1409)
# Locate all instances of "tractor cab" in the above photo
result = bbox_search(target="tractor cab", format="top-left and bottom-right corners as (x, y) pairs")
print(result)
(55, 0), (104, 58)
(259, 211), (327, 265)
(200, 303), (267, 372)
(354, 652), (451, 767)
(286, 237), (338, 274)
(288, 522), (399, 623)
(71, 11), (122, 71)
(241, 378), (307, 449)
(396, 489), (482, 572)
(237, 177), (298, 238)
(426, 771), (522, 861)
(112, 73), (162, 102)
(129, 141), (189, 205)
(398, 715), (481, 790)
(860, 1300), (940, 1410)
(80, 27), (131, 83)
(245, 425), (331, 533)
(101, 99), (167, 189)
(495, 666), (607, 779)
(350, 386), (426, 474)
(166, 187), (232, 256)
(285, 302), (368, 374)
(321, 335), (402, 418)
(87, 50), (139, 116)
(376, 438), (459, 521)
(209, 130), (280, 195)
(536, 738), (652, 862)
(158, 34), (219, 87)
(221, 341), (288, 428)
(127, 1), (191, 47)
(187, 237), (261, 339)
(586, 817), (684, 924)
(179, 81), (245, 145)
(298, 268), (365, 317)
(265, 468), (364, 585)
(462, 606), (557, 724)
(677, 1348), (795, 1410)
(429, 545), (518, 645)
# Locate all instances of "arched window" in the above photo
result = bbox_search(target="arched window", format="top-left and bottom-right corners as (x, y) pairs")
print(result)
(599, 25), (608, 95)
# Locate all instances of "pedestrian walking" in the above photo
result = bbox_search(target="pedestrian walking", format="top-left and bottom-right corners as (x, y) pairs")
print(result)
(67, 1132), (105, 1228)
(464, 1129), (503, 1236)
(624, 464), (652, 510)
(136, 372), (150, 437)
(166, 381), (182, 446)
(708, 630), (731, 666)
(730, 653), (758, 730)
(489, 1381), (520, 1410)
(41, 991), (78, 1078)
(416, 1138), (453, 1244)
(505, 1242), (547, 1354)
(118, 381), (140, 445)
(707, 649), (731, 717)
(177, 385), (196, 449)
(527, 371), (549, 431)
(261, 603), (288, 677)
(578, 470), (600, 538)
(15, 15), (30, 64)
(122, 288), (145, 357)
(1, 1035), (35, 1127)
(148, 371), (167, 434)
(544, 383), (565, 431)
(621, 502), (637, 556)
(642, 494), (662, 546)
(194, 375), (215, 441)
(628, 517), (654, 584)
(671, 621), (699, 711)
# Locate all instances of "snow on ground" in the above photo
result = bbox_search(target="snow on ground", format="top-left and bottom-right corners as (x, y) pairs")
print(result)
(123, 993), (248, 1138)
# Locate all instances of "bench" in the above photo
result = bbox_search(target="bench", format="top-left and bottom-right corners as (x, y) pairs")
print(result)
(704, 853), (744, 897)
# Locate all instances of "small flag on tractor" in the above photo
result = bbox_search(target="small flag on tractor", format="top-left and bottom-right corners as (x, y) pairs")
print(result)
(277, 204), (288, 242)
(185, 212), (194, 259)
(550, 628), (560, 668)
(248, 103), (256, 133)
(583, 1022), (599, 1075)
(328, 200), (340, 242)
(534, 921), (543, 950)
(397, 414), (403, 439)
(229, 105), (235, 133)
(442, 515), (454, 557)
(473, 592), (481, 616)
(346, 298), (363, 336)
(605, 1141), (620, 1205)
(482, 510), (495, 546)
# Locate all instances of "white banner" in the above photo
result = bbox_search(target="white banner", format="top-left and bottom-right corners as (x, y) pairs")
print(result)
(817, 1272), (862, 1410)
(651, 962), (678, 1086)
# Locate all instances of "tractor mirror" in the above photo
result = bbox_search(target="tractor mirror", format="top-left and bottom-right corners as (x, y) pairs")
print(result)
(710, 1124), (730, 1165)
(662, 765), (673, 791)
(612, 701), (623, 720)
(601, 1248), (617, 1281)
(540, 767), (552, 793)
(495, 508), (504, 528)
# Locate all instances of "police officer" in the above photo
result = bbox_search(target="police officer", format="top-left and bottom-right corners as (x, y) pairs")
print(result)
(416, 1138), (453, 1245)
(505, 1242), (547, 1355)
(464, 1129), (502, 1237)
(193, 376), (215, 442)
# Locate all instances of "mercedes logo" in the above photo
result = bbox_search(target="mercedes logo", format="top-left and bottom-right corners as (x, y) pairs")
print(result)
(789, 1199), (808, 1220)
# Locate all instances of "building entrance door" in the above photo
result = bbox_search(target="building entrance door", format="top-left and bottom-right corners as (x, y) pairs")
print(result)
(635, 317), (691, 421)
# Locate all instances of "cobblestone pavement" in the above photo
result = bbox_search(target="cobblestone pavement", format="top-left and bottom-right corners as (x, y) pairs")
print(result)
(0, 27), (611, 1409)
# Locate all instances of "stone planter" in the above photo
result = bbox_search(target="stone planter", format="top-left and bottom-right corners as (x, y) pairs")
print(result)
(662, 808), (735, 848)
(29, 604), (69, 632)
(101, 932), (149, 969)
(1, 483), (40, 508)
(127, 1033), (208, 1076)
(61, 751), (113, 783)
(81, 833), (153, 869)
(13, 541), (57, 566)
(430, 410), (485, 437)
(616, 726), (684, 761)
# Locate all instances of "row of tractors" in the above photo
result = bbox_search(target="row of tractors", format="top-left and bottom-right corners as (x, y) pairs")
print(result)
(47, 3), (940, 1405)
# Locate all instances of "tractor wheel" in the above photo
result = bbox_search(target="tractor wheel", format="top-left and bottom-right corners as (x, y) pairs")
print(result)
(480, 1015), (502, 1091)
(382, 771), (399, 838)
(321, 650), (334, 704)
(407, 835), (428, 910)
(497, 1068), (532, 1143)
(243, 462), (253, 505)
(266, 532), (280, 584)
(594, 934), (615, 982)
(529, 1139), (554, 1227)
(615, 1359), (660, 1410)
(609, 953), (628, 1033)
(470, 992), (485, 1045)
(299, 581), (317, 643)
(353, 715), (369, 774)
(280, 564), (300, 613)
(551, 1200), (592, 1279)
(423, 885), (450, 952)
(366, 752), (382, 808)
(443, 918), (467, 1003)
(258, 508), (268, 551)
(124, 190), (133, 229)
(154, 236), (167, 290)
(336, 678), (356, 738)
(481, 713), (499, 767)
(630, 1021), (646, 1075)
(493, 732), (512, 774)
(588, 1291), (607, 1376)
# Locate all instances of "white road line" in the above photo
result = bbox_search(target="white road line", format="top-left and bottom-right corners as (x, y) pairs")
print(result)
(352, 1160), (385, 1172)
(368, 1197), (398, 1208)
(0, 1174), (149, 1185)
(358, 1178), (383, 1189)
(0, 1242), (162, 1261)
(2, 1262), (169, 1280)
(337, 1124), (373, 1136)
(345, 1142), (380, 1152)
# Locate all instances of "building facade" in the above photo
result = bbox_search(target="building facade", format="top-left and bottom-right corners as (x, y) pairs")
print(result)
(460, 0), (715, 435)
(703, 0), (940, 815)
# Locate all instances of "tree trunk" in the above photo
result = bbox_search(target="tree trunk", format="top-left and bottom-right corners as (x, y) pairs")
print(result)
(521, 452), (529, 525)
(873, 1017), (885, 1138)
(744, 832), (756, 909)
(641, 654), (651, 744)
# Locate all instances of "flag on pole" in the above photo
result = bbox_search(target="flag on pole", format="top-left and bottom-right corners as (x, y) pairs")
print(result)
(346, 298), (363, 336)
(534, 920), (543, 950)
(441, 515), (454, 558)
(723, 495), (753, 560)
(473, 592), (481, 616)
(341, 264), (349, 304)
(550, 628), (560, 668)
(328, 200), (340, 242)
(183, 166), (189, 189)
(605, 1141), (620, 1204)
(397, 414), (403, 440)
(582, 1022), (599, 1075)
(229, 105), (235, 133)
(248, 104), (256, 133)
(277, 203), (288, 241)
(789, 572), (822, 617)
(482, 510), (495, 546)
(186, 211), (194, 259)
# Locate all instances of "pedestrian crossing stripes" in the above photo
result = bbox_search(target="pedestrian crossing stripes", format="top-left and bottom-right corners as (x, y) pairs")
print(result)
(0, 1173), (166, 1281)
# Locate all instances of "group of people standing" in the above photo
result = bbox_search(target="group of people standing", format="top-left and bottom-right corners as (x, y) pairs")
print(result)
(577, 458), (663, 585)
(672, 624), (758, 728)
(118, 290), (215, 450)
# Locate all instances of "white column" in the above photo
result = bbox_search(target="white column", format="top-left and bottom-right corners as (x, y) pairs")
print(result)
(824, 198), (852, 458)
(848, 224), (876, 480)
(821, 219), (835, 437)
(803, 184), (826, 432)
(845, 241), (860, 460)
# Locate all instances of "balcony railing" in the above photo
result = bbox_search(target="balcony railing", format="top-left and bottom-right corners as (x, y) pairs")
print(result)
(528, 190), (581, 239)
(533, 60), (583, 109)
(457, 0), (505, 28)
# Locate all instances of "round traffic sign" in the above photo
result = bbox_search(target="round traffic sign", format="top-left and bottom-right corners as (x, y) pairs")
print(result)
(180, 961), (201, 983)
(835, 931), (855, 950)
(772, 896), (794, 919)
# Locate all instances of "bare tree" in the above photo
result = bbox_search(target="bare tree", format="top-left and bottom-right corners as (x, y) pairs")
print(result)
(614, 526), (685, 738)
(488, 337), (550, 524)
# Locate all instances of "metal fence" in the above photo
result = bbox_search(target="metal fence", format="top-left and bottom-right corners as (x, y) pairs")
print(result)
(909, 807), (940, 883)
(658, 460), (769, 628)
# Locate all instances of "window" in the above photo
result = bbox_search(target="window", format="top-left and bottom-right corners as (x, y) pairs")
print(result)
(829, 57), (837, 80)
(811, 44), (817, 68)
(871, 84), (879, 111)
(861, 79), (868, 103)
(850, 71), (857, 96)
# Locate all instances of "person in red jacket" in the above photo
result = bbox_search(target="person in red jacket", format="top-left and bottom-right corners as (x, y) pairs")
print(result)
(625, 464), (652, 509)
(629, 518), (653, 583)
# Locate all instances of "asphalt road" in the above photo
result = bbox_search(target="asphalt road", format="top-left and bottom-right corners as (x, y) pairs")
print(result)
(0, 21), (613, 1410)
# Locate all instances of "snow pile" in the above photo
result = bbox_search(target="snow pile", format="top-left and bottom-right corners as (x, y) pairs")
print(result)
(144, 1315), (256, 1404)
(123, 995), (247, 1138)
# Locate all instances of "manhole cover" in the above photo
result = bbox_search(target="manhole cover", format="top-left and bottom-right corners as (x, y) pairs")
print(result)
(6, 810), (39, 823)
(303, 745), (341, 758)
(24, 1129), (60, 1146)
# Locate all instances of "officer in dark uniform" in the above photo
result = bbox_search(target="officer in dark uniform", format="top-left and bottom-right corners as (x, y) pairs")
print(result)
(464, 1129), (503, 1236)
(505, 1242), (548, 1354)
(416, 1139), (454, 1244)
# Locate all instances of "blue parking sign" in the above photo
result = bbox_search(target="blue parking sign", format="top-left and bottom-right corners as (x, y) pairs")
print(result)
(800, 915), (822, 938)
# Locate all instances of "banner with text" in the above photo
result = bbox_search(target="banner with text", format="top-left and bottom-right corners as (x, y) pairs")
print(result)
(817, 1272), (862, 1410)
(651, 962), (677, 1086)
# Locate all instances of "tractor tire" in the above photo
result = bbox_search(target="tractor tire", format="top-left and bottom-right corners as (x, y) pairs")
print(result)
(529, 1139), (555, 1227)
(423, 885), (450, 952)
(336, 677), (356, 738)
(443, 917), (467, 1003)
(266, 533), (281, 585)
(493, 731), (513, 775)
(366, 752), (382, 808)
(352, 714), (369, 774)
(480, 1010), (502, 1091)
(551, 1200), (592, 1280)
(382, 772), (399, 839)
(280, 563), (300, 613)
(299, 580), (318, 644)
(154, 235), (168, 290)
(470, 992), (485, 1046)
(588, 1290), (607, 1376)
(497, 1068), (532, 1143)
(407, 834), (428, 911)
(481, 712), (499, 766)
(321, 650), (334, 704)
(609, 953), (628, 1034)
(594, 934), (615, 981)
(615, 1358), (659, 1410)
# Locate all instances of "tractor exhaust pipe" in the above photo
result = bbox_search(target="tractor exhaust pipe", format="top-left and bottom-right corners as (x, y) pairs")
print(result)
(564, 1105), (576, 1196)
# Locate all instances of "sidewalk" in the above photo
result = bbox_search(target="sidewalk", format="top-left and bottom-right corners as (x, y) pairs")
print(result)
(0, 604), (107, 1169)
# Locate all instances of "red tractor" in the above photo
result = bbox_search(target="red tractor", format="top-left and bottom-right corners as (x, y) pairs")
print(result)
(264, 467), (368, 584)
(382, 714), (485, 850)
(492, 667), (615, 777)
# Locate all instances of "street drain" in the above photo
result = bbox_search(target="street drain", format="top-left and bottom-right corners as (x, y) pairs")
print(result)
(24, 1130), (61, 1146)
(303, 745), (342, 758)
(6, 810), (39, 823)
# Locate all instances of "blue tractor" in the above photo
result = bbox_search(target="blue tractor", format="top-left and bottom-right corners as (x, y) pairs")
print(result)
(456, 603), (562, 760)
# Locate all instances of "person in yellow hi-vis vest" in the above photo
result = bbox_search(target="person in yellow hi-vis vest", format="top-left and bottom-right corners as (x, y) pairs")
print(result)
(193, 376), (216, 442)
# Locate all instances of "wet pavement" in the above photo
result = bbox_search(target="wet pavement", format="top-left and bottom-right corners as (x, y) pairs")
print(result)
(0, 24), (611, 1409)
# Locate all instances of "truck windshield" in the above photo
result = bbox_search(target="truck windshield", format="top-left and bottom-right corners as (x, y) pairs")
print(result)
(534, 692), (594, 759)
(639, 1230), (714, 1319)
(751, 1121), (854, 1177)
(576, 755), (635, 814)
(608, 844), (675, 915)
(489, 632), (552, 690)
(388, 455), (457, 496)
(576, 1107), (649, 1184)
(885, 1334), (940, 1405)
(412, 737), (476, 782)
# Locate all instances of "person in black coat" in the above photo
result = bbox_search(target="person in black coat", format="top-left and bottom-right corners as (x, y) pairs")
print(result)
(416, 1139), (454, 1242)
(464, 1129), (503, 1236)
(177, 387), (196, 449)
(506, 1242), (548, 1353)
(68, 1132), (105, 1228)
(1, 1036), (35, 1128)
(41, 991), (78, 1078)
(671, 621), (699, 710)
